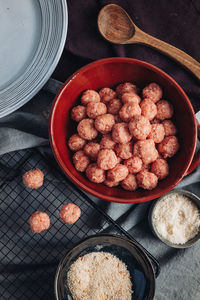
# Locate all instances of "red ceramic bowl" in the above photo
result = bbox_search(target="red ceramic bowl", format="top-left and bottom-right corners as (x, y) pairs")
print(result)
(50, 57), (200, 204)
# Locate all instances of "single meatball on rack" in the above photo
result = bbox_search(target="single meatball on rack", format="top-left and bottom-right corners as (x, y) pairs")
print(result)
(29, 211), (50, 233)
(23, 169), (44, 189)
(59, 203), (81, 224)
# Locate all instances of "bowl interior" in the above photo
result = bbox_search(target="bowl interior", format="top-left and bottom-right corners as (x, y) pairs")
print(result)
(54, 235), (155, 300)
(50, 58), (196, 203)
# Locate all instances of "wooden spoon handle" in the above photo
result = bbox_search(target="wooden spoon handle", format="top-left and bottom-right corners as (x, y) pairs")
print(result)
(129, 28), (200, 80)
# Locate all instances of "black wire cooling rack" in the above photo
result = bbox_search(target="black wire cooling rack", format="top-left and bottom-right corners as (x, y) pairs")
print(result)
(0, 148), (159, 300)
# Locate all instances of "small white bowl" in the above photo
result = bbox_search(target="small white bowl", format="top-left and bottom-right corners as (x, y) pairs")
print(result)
(148, 189), (200, 248)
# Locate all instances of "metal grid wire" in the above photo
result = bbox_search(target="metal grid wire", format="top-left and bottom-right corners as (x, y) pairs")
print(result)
(0, 149), (159, 300)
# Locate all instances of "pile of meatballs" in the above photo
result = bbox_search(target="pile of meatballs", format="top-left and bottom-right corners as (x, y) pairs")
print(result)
(68, 82), (179, 191)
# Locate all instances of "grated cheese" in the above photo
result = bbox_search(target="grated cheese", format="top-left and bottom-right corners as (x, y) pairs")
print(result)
(152, 193), (200, 244)
(67, 251), (133, 300)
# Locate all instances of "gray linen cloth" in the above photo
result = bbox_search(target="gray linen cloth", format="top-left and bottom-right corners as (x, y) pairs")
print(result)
(0, 78), (200, 300)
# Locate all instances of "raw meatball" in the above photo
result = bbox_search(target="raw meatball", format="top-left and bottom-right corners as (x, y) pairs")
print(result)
(140, 99), (157, 121)
(104, 179), (119, 187)
(107, 164), (129, 182)
(148, 124), (165, 143)
(107, 98), (122, 115)
(23, 169), (44, 189)
(95, 114), (115, 134)
(84, 142), (100, 161)
(115, 142), (133, 159)
(162, 120), (177, 136)
(99, 87), (116, 103)
(71, 105), (86, 122)
(114, 115), (123, 123)
(136, 170), (158, 190)
(30, 211), (50, 233)
(68, 134), (86, 151)
(73, 151), (90, 172)
(158, 136), (180, 158)
(156, 100), (174, 120)
(121, 174), (138, 191)
(142, 83), (162, 103)
(129, 116), (151, 140)
(86, 163), (106, 183)
(119, 102), (141, 122)
(116, 82), (138, 98)
(59, 203), (81, 224)
(133, 139), (158, 165)
(81, 90), (100, 105)
(151, 159), (169, 180)
(77, 119), (98, 140)
(112, 123), (132, 144)
(100, 134), (116, 150)
(124, 156), (143, 174)
(140, 163), (151, 172)
(151, 118), (161, 124)
(86, 102), (107, 119)
(117, 156), (122, 164)
(97, 149), (118, 170)
(121, 93), (141, 104)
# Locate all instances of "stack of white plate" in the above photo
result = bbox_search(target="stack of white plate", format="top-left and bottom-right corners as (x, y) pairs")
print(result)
(0, 0), (68, 118)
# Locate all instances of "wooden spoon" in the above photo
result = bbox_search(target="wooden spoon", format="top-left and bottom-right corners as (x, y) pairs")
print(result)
(98, 4), (200, 80)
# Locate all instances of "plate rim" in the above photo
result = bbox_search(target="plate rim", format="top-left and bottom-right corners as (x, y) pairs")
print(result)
(0, 0), (68, 118)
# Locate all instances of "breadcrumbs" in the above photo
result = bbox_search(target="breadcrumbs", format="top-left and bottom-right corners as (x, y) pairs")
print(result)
(67, 251), (133, 300)
(152, 193), (200, 244)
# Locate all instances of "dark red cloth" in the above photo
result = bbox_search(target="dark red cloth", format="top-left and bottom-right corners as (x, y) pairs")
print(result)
(53, 0), (200, 112)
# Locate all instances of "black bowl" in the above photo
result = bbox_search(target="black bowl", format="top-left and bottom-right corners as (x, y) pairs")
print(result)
(54, 234), (156, 300)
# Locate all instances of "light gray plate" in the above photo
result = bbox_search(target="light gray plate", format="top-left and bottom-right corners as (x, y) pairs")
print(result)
(0, 0), (68, 118)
